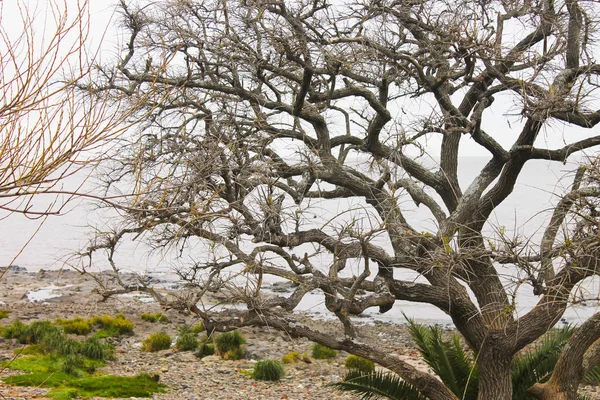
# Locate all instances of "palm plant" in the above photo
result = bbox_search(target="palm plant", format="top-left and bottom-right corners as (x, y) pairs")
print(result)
(334, 318), (578, 400)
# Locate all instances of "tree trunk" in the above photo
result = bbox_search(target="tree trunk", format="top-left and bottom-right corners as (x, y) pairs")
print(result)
(477, 348), (513, 400)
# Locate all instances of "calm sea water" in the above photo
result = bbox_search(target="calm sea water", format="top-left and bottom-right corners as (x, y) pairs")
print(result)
(1, 157), (598, 324)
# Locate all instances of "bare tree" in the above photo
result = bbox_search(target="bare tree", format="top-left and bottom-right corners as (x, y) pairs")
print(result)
(0, 0), (127, 219)
(79, 0), (600, 398)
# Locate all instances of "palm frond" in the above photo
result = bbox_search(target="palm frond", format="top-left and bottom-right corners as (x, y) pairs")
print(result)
(333, 369), (428, 400)
(405, 316), (477, 399)
(512, 326), (574, 399)
(584, 365), (600, 384)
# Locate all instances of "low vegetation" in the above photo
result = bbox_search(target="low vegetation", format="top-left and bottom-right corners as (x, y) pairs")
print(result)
(2, 314), (135, 340)
(90, 314), (134, 338)
(0, 309), (11, 319)
(141, 331), (172, 352)
(140, 312), (169, 323)
(0, 318), (160, 399)
(191, 323), (205, 333)
(281, 351), (303, 364)
(344, 355), (375, 374)
(311, 343), (337, 360)
(251, 359), (285, 381)
(214, 330), (246, 360)
(175, 327), (199, 351)
(195, 342), (215, 359)
(3, 358), (164, 400)
(54, 317), (93, 335)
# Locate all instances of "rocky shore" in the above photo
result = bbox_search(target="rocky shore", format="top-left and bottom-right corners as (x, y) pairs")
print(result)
(0, 267), (423, 400)
(1, 267), (599, 400)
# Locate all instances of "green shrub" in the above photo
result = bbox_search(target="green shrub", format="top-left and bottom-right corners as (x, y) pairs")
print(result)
(214, 330), (246, 360)
(81, 337), (114, 361)
(195, 343), (215, 359)
(28, 321), (63, 345)
(311, 343), (337, 359)
(0, 309), (11, 319)
(0, 320), (28, 341)
(281, 351), (302, 364)
(91, 314), (134, 336)
(191, 323), (205, 334)
(223, 347), (244, 361)
(1, 320), (63, 345)
(175, 332), (199, 352)
(252, 359), (285, 381)
(60, 354), (85, 376)
(54, 318), (93, 335)
(140, 313), (169, 323)
(345, 355), (375, 373)
(141, 331), (172, 352)
(53, 338), (82, 357)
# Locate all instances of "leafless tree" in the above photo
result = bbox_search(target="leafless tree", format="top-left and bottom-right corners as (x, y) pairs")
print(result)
(0, 0), (133, 272)
(78, 0), (600, 398)
(0, 0), (129, 218)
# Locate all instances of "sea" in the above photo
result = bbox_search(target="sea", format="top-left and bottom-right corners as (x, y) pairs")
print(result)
(1, 157), (599, 326)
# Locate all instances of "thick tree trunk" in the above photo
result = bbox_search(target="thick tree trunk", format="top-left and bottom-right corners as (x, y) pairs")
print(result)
(477, 348), (513, 400)
(529, 313), (600, 400)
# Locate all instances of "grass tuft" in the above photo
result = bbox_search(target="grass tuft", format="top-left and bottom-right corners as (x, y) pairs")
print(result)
(191, 322), (205, 333)
(344, 355), (375, 373)
(175, 327), (199, 352)
(214, 330), (246, 360)
(140, 313), (169, 323)
(282, 351), (302, 364)
(311, 343), (337, 360)
(54, 317), (93, 335)
(195, 343), (215, 359)
(90, 314), (134, 337)
(252, 359), (285, 381)
(141, 331), (172, 352)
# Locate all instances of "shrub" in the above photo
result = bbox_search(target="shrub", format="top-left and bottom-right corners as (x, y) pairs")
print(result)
(214, 330), (246, 360)
(252, 359), (285, 381)
(13, 320), (63, 345)
(60, 354), (85, 376)
(140, 313), (169, 323)
(55, 318), (93, 335)
(345, 355), (375, 373)
(0, 309), (11, 319)
(311, 343), (337, 360)
(81, 337), (114, 361)
(53, 338), (82, 357)
(223, 347), (244, 361)
(191, 323), (205, 334)
(141, 331), (172, 352)
(1, 320), (28, 341)
(91, 314), (134, 336)
(281, 351), (302, 364)
(195, 343), (215, 359)
(175, 331), (199, 352)
(26, 321), (62, 345)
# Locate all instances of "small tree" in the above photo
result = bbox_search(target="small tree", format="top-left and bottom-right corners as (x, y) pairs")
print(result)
(80, 1), (600, 399)
(0, 0), (130, 275)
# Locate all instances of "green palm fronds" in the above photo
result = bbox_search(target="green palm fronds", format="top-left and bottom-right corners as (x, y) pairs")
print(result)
(406, 318), (478, 400)
(511, 326), (573, 399)
(334, 369), (427, 400)
(335, 319), (579, 400)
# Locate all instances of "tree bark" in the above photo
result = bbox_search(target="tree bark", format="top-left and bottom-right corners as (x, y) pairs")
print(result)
(477, 344), (513, 400)
(529, 313), (600, 400)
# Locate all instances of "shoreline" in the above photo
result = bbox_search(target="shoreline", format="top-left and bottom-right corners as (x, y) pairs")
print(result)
(0, 267), (424, 400)
(1, 268), (600, 399)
